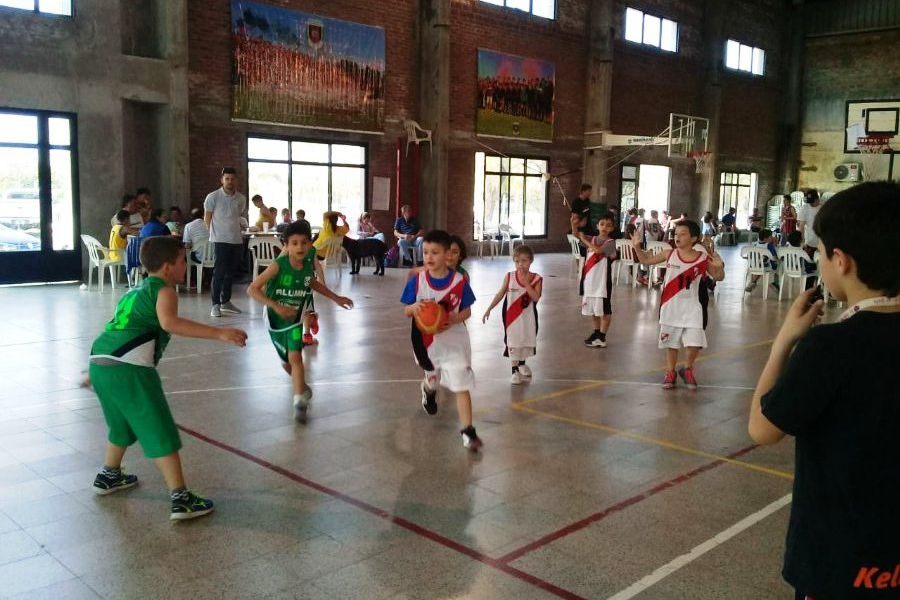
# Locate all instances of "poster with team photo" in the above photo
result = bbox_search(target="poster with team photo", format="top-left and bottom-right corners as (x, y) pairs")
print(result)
(231, 0), (385, 132)
(476, 49), (555, 142)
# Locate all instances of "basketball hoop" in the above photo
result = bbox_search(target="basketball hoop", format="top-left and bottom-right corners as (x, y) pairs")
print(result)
(687, 151), (711, 174)
(857, 135), (893, 180)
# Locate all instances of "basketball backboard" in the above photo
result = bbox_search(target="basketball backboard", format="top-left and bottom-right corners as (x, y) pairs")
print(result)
(667, 113), (709, 158)
(845, 99), (899, 153)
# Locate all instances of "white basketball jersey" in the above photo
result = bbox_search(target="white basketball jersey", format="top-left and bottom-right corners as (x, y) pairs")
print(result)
(410, 270), (471, 370)
(503, 271), (541, 351)
(659, 248), (709, 329)
(581, 237), (617, 298)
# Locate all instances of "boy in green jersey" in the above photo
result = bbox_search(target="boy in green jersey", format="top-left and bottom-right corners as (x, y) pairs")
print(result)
(88, 236), (247, 520)
(248, 221), (353, 422)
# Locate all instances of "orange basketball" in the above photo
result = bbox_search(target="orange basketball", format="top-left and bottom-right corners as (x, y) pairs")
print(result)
(414, 301), (448, 335)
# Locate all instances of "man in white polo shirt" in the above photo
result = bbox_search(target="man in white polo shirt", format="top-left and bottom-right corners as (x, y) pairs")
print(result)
(204, 167), (247, 317)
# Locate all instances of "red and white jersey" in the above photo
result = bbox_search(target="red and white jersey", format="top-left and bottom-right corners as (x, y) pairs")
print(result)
(580, 237), (617, 298)
(659, 248), (710, 329)
(410, 270), (471, 371)
(503, 271), (541, 351)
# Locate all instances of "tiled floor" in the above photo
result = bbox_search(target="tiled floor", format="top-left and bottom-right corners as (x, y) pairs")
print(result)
(0, 247), (815, 599)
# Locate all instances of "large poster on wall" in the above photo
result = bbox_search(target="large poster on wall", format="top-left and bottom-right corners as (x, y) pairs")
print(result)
(476, 49), (555, 142)
(230, 0), (385, 132)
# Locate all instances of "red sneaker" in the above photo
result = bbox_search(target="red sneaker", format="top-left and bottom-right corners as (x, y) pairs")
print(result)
(678, 367), (698, 390)
(662, 370), (677, 390)
(309, 312), (319, 335)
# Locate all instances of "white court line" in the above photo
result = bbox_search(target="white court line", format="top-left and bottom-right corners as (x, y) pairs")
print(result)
(540, 378), (756, 391)
(166, 379), (423, 395)
(605, 493), (793, 600)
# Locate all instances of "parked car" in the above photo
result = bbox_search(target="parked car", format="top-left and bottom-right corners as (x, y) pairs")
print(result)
(0, 223), (40, 251)
(0, 188), (40, 230)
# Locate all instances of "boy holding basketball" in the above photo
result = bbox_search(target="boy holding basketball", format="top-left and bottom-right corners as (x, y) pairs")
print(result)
(248, 221), (353, 422)
(401, 230), (482, 451)
(88, 236), (247, 520)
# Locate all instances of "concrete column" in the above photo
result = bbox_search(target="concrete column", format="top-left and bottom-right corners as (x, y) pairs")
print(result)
(774, 4), (805, 193)
(697, 0), (726, 214)
(418, 0), (450, 229)
(157, 0), (191, 209)
(582, 0), (614, 213)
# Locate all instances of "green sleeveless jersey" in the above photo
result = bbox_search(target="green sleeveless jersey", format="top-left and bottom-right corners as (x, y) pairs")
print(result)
(90, 276), (171, 367)
(265, 250), (315, 331)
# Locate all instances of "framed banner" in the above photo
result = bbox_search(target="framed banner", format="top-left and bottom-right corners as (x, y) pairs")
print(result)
(476, 49), (555, 142)
(231, 1), (385, 133)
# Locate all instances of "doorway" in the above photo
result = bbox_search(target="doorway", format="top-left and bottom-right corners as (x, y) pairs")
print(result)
(618, 164), (671, 227)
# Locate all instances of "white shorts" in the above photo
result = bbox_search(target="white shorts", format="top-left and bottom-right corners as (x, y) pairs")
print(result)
(658, 325), (707, 349)
(507, 347), (535, 361)
(424, 365), (475, 393)
(581, 296), (612, 317)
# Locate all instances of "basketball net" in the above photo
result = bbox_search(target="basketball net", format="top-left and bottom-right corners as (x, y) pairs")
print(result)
(857, 135), (893, 180)
(687, 151), (711, 174)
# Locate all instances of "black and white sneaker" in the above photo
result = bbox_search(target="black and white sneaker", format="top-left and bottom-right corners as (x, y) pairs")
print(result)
(293, 387), (312, 423)
(584, 332), (607, 348)
(461, 426), (483, 452)
(170, 490), (215, 521)
(92, 469), (138, 495)
(421, 382), (437, 415)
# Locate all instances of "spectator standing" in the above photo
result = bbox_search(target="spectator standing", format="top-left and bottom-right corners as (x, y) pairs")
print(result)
(779, 194), (797, 244)
(204, 167), (247, 317)
(393, 204), (425, 267)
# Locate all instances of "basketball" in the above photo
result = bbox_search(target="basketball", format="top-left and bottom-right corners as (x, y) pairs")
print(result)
(414, 301), (448, 335)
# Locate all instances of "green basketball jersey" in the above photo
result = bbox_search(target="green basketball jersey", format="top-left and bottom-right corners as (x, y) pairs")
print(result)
(265, 249), (315, 331)
(90, 276), (171, 367)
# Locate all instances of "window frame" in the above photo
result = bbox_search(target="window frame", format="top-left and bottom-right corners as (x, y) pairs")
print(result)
(724, 39), (765, 76)
(245, 134), (368, 216)
(474, 151), (550, 240)
(718, 171), (758, 227)
(478, 0), (556, 21)
(624, 7), (679, 53)
(0, 0), (74, 17)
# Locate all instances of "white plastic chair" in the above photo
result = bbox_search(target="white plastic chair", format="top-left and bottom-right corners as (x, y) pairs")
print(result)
(777, 246), (818, 301)
(186, 240), (216, 294)
(645, 241), (671, 287)
(742, 246), (776, 299)
(249, 237), (282, 277)
(320, 235), (347, 281)
(567, 234), (584, 279)
(614, 239), (638, 286)
(473, 220), (499, 258)
(498, 224), (522, 256)
(81, 234), (124, 292)
(404, 120), (433, 156)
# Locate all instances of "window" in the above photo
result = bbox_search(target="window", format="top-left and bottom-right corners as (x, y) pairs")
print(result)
(473, 152), (548, 239)
(719, 172), (758, 228)
(0, 0), (72, 16)
(725, 40), (765, 75)
(624, 7), (678, 52)
(479, 0), (555, 20)
(246, 137), (366, 223)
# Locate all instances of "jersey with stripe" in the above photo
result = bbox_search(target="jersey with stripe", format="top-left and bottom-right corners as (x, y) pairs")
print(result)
(264, 250), (316, 332)
(502, 271), (541, 353)
(90, 276), (170, 367)
(659, 248), (710, 329)
(580, 237), (617, 298)
(410, 270), (472, 371)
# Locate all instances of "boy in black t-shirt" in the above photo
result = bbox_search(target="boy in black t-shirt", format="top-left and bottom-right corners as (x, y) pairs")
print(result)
(749, 181), (900, 600)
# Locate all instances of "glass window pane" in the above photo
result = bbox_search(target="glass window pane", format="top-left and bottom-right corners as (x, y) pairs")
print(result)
(661, 19), (678, 52)
(643, 15), (661, 47)
(0, 1), (36, 10)
(752, 47), (765, 75)
(532, 0), (554, 19)
(625, 8), (644, 43)
(50, 149), (73, 250)
(291, 141), (329, 163)
(623, 165), (638, 179)
(719, 171), (727, 184)
(738, 173), (750, 185)
(473, 153), (485, 240)
(0, 147), (41, 252)
(507, 177), (525, 235)
(500, 157), (511, 174)
(485, 155), (502, 172)
(48, 117), (70, 146)
(506, 0), (529, 12)
(331, 167), (365, 220)
(483, 175), (501, 233)
(527, 158), (548, 175)
(331, 144), (365, 165)
(248, 161), (290, 220)
(739, 44), (752, 72)
(291, 165), (329, 224)
(725, 40), (740, 70)
(38, 0), (70, 15)
(0, 113), (38, 144)
(247, 138), (288, 161)
(510, 158), (525, 174)
(524, 176), (546, 236)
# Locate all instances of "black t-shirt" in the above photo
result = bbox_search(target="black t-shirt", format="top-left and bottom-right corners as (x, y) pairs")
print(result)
(761, 311), (900, 599)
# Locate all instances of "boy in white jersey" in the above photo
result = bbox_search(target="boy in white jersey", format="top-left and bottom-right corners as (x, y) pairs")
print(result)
(482, 245), (543, 384)
(632, 220), (725, 389)
(402, 230), (482, 450)
(577, 213), (618, 347)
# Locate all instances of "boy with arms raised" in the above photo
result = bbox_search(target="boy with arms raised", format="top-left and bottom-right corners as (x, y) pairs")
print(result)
(750, 182), (900, 600)
(89, 236), (247, 520)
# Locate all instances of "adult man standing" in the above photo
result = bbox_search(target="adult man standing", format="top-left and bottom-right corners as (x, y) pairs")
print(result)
(569, 184), (597, 257)
(204, 167), (247, 317)
(796, 188), (822, 289)
(393, 204), (425, 266)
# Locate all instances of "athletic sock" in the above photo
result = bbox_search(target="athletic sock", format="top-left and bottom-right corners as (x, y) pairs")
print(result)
(100, 466), (121, 478)
(170, 487), (189, 501)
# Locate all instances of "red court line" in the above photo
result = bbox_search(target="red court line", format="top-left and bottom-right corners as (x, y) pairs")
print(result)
(177, 424), (587, 600)
(495, 444), (760, 565)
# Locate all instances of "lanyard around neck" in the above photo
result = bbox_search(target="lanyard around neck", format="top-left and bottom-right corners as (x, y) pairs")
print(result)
(838, 296), (900, 322)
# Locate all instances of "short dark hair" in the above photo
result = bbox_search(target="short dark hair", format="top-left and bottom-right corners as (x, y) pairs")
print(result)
(760, 228), (773, 239)
(596, 212), (616, 226)
(135, 187), (151, 196)
(788, 230), (802, 247)
(676, 219), (702, 240)
(121, 193), (135, 208)
(813, 181), (900, 296)
(449, 234), (468, 264)
(151, 208), (165, 220)
(251, 194), (262, 202)
(169, 206), (181, 213)
(804, 188), (819, 203)
(189, 208), (203, 220)
(221, 167), (237, 175)
(115, 210), (130, 224)
(140, 236), (183, 272)
(580, 184), (592, 192)
(423, 229), (451, 249)
(514, 244), (534, 261)
(296, 209), (306, 218)
(282, 220), (311, 242)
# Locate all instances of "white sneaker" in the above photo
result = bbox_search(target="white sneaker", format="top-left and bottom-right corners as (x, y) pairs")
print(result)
(221, 301), (242, 314)
(518, 364), (532, 378)
(293, 388), (312, 423)
(510, 371), (523, 385)
(210, 304), (221, 317)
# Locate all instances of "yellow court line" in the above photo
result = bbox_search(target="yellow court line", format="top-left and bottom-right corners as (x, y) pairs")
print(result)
(513, 403), (794, 480)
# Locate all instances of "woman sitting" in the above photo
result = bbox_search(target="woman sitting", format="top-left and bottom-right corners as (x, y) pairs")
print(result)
(356, 212), (384, 241)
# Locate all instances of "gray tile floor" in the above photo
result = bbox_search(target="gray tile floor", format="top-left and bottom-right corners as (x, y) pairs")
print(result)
(0, 247), (814, 599)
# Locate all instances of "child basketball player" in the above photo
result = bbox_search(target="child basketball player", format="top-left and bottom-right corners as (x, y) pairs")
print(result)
(631, 220), (725, 389)
(88, 237), (247, 520)
(482, 245), (542, 384)
(248, 221), (353, 422)
(401, 230), (482, 451)
(579, 213), (618, 347)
